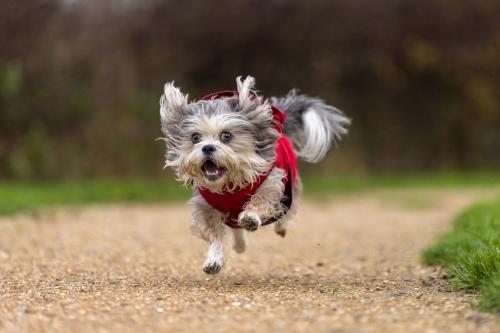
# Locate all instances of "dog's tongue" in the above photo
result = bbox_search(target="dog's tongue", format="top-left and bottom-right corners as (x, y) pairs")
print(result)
(202, 160), (218, 173)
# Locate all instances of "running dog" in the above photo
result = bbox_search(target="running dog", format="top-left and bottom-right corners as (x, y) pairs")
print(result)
(159, 76), (350, 274)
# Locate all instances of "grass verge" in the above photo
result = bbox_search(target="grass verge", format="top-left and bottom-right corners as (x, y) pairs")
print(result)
(0, 179), (191, 216)
(302, 171), (500, 194)
(422, 200), (500, 313)
(1, 171), (500, 216)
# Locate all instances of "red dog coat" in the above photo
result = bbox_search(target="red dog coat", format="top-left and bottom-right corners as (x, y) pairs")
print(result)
(197, 91), (297, 229)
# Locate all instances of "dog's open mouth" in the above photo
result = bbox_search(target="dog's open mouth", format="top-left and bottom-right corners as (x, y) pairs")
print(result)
(201, 160), (225, 181)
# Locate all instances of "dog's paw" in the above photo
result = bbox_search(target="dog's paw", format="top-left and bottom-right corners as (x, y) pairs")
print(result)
(274, 222), (287, 238)
(238, 212), (261, 232)
(202, 260), (223, 275)
(275, 228), (287, 238)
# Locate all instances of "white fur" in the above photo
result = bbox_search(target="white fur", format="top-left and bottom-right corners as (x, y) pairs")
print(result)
(190, 193), (227, 274)
(298, 108), (333, 163)
(236, 76), (257, 109)
(160, 82), (188, 121)
(202, 241), (224, 271)
(169, 112), (272, 192)
(237, 211), (262, 231)
(242, 167), (286, 218)
(190, 168), (302, 274)
(159, 75), (347, 275)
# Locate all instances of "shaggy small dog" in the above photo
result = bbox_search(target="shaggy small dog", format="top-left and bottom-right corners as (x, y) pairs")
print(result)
(159, 76), (349, 274)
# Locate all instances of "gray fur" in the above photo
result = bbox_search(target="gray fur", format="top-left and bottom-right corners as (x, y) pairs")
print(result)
(160, 79), (279, 191)
(159, 76), (350, 275)
(184, 97), (279, 163)
(271, 89), (350, 162)
(162, 97), (278, 165)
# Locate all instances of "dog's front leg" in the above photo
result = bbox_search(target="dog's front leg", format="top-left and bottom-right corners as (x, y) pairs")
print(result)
(238, 168), (286, 232)
(203, 235), (224, 274)
(190, 193), (227, 274)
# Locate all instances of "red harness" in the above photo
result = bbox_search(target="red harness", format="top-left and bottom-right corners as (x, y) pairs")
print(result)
(197, 91), (297, 228)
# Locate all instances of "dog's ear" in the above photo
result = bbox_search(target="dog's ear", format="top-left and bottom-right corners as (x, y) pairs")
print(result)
(236, 75), (257, 109)
(235, 76), (277, 162)
(159, 82), (189, 145)
(160, 82), (188, 121)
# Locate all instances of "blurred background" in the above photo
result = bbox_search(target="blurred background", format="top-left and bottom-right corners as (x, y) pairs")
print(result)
(1, 0), (500, 181)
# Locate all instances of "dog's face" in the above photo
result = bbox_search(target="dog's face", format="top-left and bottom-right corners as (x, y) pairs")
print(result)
(160, 76), (279, 192)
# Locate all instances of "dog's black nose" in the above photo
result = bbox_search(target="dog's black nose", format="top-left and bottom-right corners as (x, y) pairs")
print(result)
(202, 144), (216, 155)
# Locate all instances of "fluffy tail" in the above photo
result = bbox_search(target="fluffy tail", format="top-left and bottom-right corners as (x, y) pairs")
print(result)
(271, 90), (350, 163)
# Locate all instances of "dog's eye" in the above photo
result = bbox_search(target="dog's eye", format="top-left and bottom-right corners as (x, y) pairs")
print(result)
(220, 131), (232, 143)
(191, 132), (202, 144)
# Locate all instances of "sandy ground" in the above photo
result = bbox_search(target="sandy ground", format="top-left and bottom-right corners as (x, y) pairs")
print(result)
(0, 188), (499, 333)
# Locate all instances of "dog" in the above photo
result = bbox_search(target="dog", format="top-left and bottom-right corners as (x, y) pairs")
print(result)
(159, 76), (350, 274)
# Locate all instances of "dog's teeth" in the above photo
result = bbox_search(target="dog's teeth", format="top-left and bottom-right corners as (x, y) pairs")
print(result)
(203, 164), (223, 179)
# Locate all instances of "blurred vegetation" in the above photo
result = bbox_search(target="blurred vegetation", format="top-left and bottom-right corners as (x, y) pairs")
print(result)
(0, 179), (190, 216)
(2, 172), (500, 216)
(423, 200), (500, 312)
(1, 0), (500, 180)
(303, 171), (500, 194)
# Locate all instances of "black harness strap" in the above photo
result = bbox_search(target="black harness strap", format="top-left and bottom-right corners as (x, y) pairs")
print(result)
(262, 168), (293, 226)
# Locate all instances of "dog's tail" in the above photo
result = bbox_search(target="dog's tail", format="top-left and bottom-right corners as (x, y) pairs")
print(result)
(271, 90), (350, 163)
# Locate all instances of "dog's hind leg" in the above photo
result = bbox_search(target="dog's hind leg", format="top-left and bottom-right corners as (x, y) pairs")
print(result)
(231, 228), (247, 253)
(190, 192), (227, 274)
(274, 219), (288, 238)
(274, 174), (302, 238)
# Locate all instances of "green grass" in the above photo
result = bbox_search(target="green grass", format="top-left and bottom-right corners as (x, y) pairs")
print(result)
(0, 179), (191, 216)
(327, 285), (341, 294)
(1, 171), (500, 216)
(302, 171), (500, 194)
(422, 200), (500, 313)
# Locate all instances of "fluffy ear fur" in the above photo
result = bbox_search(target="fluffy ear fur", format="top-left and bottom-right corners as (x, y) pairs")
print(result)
(160, 81), (188, 136)
(159, 82), (189, 146)
(160, 82), (188, 122)
(236, 76), (257, 109)
(234, 75), (278, 163)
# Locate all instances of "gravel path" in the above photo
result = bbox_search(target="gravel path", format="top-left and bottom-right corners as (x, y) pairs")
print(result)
(0, 189), (499, 333)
